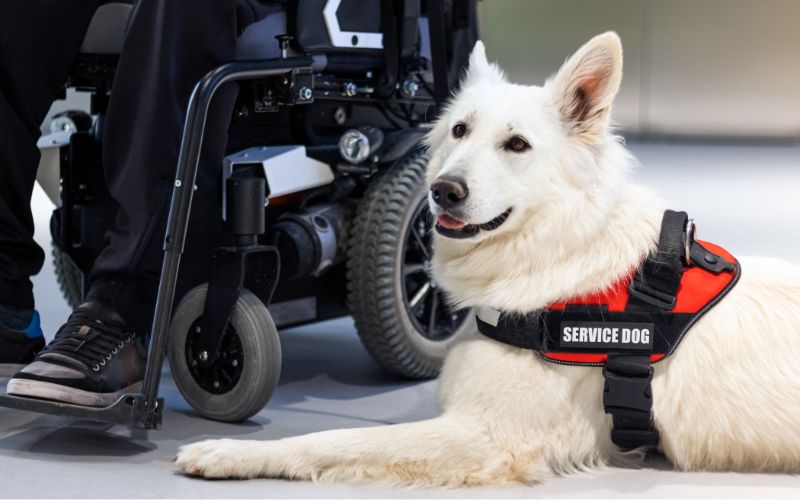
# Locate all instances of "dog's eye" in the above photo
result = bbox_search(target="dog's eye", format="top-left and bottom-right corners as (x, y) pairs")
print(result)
(452, 123), (467, 138)
(505, 136), (530, 153)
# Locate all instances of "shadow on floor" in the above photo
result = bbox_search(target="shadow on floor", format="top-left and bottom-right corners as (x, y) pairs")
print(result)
(278, 320), (404, 385)
(0, 418), (154, 457)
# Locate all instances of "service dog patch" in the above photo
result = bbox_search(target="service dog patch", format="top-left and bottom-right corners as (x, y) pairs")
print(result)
(559, 321), (654, 351)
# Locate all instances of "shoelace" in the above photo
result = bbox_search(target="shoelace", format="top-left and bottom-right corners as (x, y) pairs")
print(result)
(40, 310), (136, 373)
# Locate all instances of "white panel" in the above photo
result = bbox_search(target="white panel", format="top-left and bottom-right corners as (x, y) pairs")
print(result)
(323, 0), (383, 49)
(264, 147), (335, 197)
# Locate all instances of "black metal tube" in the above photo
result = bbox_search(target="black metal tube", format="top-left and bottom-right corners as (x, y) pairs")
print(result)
(140, 58), (314, 416)
(226, 176), (266, 237)
(427, 0), (450, 106)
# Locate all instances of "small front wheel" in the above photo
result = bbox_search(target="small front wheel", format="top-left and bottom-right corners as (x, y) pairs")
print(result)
(167, 284), (281, 422)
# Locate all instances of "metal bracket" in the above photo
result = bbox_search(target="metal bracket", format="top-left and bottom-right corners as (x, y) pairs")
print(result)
(254, 68), (314, 112)
(196, 245), (280, 367)
(684, 218), (696, 266)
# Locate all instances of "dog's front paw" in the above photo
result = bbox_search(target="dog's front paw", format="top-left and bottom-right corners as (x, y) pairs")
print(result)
(175, 439), (265, 479)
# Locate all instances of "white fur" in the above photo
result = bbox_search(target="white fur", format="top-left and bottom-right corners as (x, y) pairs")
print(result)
(175, 32), (800, 485)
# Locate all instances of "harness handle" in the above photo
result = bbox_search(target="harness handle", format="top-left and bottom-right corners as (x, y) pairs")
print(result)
(627, 210), (688, 312)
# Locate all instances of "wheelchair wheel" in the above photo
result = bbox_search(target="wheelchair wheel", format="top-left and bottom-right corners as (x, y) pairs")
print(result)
(347, 150), (475, 379)
(167, 284), (281, 422)
(52, 244), (83, 309)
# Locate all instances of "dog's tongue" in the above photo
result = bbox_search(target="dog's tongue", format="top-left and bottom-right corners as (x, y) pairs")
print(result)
(437, 214), (467, 230)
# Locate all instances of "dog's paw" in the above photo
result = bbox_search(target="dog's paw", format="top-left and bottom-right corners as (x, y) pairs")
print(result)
(175, 439), (264, 479)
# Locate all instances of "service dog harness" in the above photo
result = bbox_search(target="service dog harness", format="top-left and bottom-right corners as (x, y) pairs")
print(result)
(476, 210), (741, 450)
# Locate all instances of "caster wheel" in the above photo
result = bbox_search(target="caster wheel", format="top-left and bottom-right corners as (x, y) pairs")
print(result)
(347, 149), (475, 379)
(168, 284), (281, 422)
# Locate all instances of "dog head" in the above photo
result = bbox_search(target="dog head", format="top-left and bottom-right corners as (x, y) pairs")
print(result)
(425, 32), (628, 245)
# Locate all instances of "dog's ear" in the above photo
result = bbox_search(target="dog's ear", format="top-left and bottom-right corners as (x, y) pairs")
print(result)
(547, 32), (623, 144)
(463, 41), (505, 85)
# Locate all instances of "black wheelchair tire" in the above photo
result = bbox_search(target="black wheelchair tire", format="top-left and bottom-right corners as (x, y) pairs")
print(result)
(347, 150), (475, 379)
(52, 244), (83, 309)
(167, 284), (281, 423)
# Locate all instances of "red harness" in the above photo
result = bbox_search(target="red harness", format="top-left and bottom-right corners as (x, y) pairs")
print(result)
(542, 240), (738, 365)
(476, 210), (741, 450)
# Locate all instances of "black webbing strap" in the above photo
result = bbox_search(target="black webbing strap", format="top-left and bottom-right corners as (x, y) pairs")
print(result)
(476, 313), (544, 351)
(627, 210), (688, 310)
(604, 210), (688, 450)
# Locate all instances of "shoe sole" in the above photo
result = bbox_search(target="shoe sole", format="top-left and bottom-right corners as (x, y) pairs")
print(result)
(6, 379), (143, 407)
(0, 364), (27, 378)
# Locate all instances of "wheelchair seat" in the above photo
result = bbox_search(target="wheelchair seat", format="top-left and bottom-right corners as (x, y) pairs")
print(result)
(79, 1), (291, 59)
(79, 2), (131, 55)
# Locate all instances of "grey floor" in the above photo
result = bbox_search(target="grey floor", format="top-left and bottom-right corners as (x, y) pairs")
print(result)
(1, 143), (799, 498)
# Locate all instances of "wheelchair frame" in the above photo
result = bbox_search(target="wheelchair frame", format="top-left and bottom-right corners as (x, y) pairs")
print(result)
(0, 0), (455, 429)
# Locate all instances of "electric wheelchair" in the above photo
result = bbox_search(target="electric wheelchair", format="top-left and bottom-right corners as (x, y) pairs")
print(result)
(0, 0), (479, 428)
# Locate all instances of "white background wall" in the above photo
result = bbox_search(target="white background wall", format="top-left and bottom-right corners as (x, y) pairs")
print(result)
(479, 0), (800, 139)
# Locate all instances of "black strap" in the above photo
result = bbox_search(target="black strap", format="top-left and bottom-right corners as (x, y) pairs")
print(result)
(627, 210), (687, 310)
(605, 210), (687, 451)
(476, 313), (544, 351)
(479, 307), (698, 358)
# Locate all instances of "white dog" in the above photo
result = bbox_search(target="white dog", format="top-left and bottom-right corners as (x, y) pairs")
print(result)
(175, 32), (800, 486)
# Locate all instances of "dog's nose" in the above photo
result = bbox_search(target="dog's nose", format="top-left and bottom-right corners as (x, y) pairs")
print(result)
(431, 177), (469, 210)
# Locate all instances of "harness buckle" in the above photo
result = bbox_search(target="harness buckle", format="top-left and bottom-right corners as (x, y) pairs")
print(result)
(627, 280), (676, 310)
(602, 362), (654, 414)
(603, 356), (659, 450)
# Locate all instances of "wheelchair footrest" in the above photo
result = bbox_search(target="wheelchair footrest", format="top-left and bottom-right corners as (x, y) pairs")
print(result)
(0, 392), (163, 429)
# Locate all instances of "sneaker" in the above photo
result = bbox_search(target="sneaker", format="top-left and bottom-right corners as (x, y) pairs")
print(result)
(0, 311), (45, 378)
(6, 302), (146, 407)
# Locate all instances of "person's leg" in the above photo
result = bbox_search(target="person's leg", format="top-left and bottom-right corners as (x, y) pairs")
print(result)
(8, 0), (253, 405)
(88, 0), (283, 337)
(86, 0), (242, 337)
(0, 0), (101, 375)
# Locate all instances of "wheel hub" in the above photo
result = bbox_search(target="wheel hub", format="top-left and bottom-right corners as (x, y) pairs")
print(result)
(185, 319), (244, 394)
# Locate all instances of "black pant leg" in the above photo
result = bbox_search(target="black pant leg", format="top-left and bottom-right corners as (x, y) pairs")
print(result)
(87, 0), (242, 334)
(0, 0), (101, 310)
